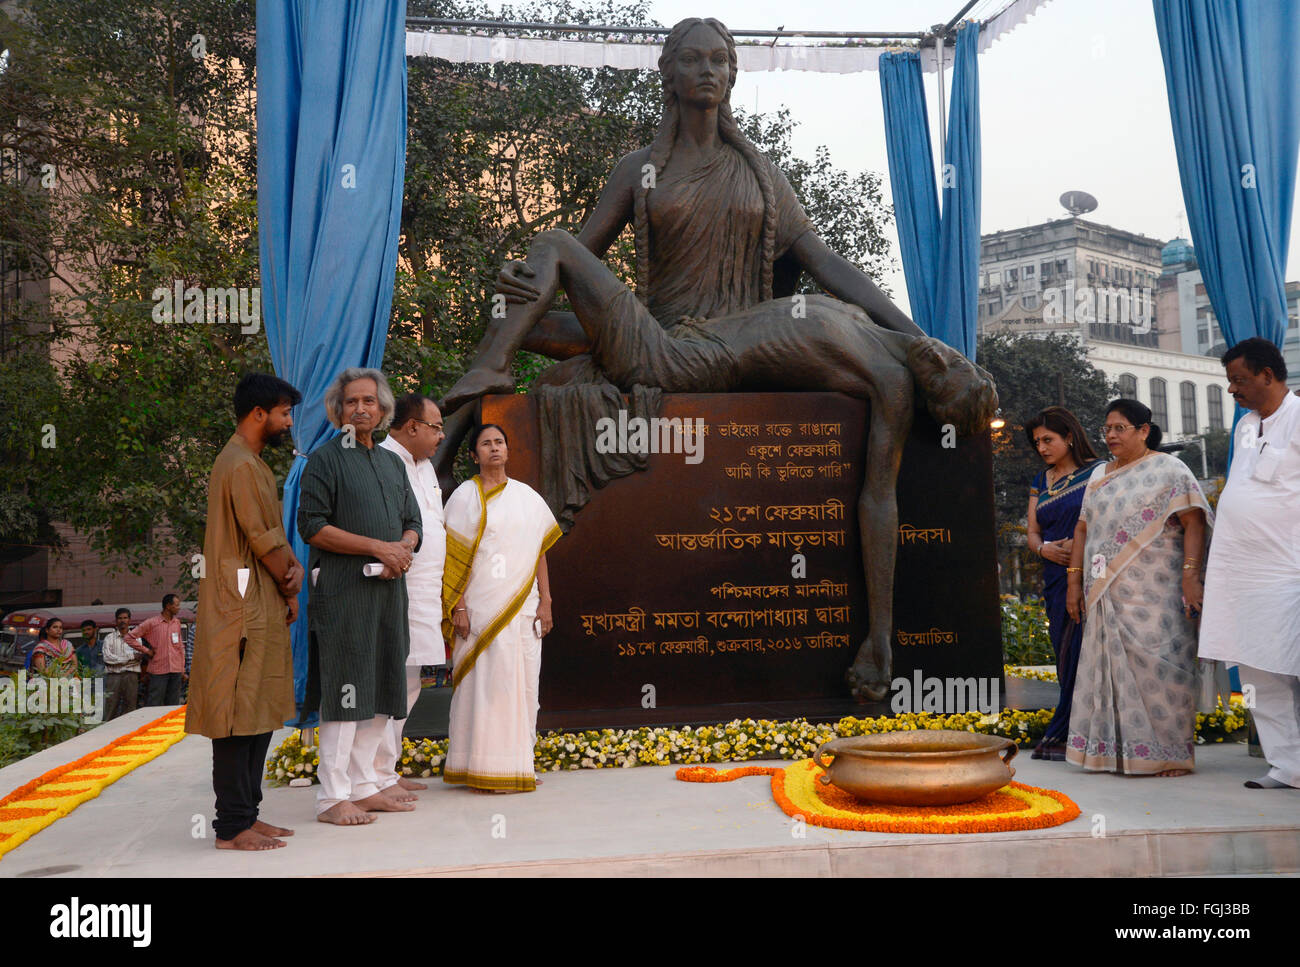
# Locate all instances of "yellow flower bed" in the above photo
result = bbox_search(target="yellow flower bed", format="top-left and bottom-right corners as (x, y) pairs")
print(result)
(1004, 664), (1058, 683)
(266, 697), (1248, 785)
(1196, 696), (1248, 744)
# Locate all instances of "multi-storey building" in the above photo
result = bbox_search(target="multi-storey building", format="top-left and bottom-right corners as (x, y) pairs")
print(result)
(977, 215), (1298, 448)
(1157, 237), (1300, 391)
(979, 217), (1166, 349)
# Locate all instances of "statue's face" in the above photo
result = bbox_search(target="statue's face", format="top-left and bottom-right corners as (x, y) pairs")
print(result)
(669, 23), (731, 108)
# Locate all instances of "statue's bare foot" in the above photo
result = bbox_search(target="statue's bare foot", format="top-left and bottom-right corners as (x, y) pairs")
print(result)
(216, 828), (286, 850)
(442, 368), (515, 414)
(397, 777), (427, 790)
(381, 784), (418, 803)
(317, 802), (376, 825)
(846, 654), (891, 703)
(251, 819), (294, 837)
(356, 792), (415, 812)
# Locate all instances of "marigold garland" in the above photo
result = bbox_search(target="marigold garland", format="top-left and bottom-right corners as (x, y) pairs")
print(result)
(0, 707), (188, 860)
(678, 759), (1081, 834)
(674, 765), (780, 783)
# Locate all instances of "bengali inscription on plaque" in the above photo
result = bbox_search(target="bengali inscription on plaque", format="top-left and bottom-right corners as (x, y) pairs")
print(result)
(571, 409), (864, 705)
(484, 392), (1000, 727)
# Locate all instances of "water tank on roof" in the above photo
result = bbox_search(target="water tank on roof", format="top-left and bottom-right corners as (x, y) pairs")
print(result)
(1162, 237), (1195, 269)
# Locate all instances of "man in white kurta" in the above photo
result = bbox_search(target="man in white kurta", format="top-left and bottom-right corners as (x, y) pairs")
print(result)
(376, 395), (446, 795)
(1200, 338), (1300, 789)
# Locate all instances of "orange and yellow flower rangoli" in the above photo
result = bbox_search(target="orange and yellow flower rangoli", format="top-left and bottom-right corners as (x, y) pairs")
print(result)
(0, 707), (188, 860)
(677, 759), (1081, 834)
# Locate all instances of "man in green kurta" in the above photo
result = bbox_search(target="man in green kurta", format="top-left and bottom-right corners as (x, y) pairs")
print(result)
(298, 367), (423, 826)
(186, 373), (304, 852)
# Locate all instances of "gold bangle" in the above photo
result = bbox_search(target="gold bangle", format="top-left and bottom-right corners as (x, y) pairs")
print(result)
(1066, 567), (1083, 574)
(1182, 563), (1200, 571)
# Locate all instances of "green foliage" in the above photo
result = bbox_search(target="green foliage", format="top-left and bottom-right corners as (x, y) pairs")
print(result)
(1000, 596), (1054, 666)
(0, 331), (65, 556)
(0, 672), (96, 767)
(4, 0), (901, 579)
(1, 0), (263, 589)
(0, 713), (92, 768)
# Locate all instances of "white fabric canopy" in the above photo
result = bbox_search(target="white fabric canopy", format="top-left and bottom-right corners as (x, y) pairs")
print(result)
(405, 1), (1051, 74)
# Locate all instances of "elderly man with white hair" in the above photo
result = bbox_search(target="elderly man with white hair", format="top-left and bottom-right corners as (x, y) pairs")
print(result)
(297, 367), (423, 826)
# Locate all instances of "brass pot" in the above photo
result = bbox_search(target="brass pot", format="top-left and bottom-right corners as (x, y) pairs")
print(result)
(812, 731), (1018, 806)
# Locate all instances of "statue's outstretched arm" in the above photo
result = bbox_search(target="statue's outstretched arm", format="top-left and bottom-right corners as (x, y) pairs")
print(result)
(790, 231), (925, 339)
(572, 148), (646, 257)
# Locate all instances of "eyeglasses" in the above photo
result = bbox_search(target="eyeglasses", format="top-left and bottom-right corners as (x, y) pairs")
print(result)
(411, 419), (444, 433)
(1099, 423), (1136, 437)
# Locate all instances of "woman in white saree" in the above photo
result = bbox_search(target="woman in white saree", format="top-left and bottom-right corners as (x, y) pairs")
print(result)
(442, 424), (561, 792)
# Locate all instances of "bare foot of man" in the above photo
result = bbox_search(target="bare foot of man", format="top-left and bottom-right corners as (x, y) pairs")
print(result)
(356, 792), (415, 812)
(216, 828), (287, 850)
(252, 819), (294, 837)
(397, 777), (427, 791)
(381, 784), (418, 803)
(317, 801), (377, 825)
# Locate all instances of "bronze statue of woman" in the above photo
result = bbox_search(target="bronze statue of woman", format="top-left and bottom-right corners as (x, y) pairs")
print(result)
(439, 17), (996, 701)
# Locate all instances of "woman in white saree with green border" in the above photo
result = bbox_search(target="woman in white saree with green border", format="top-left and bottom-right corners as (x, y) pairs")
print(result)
(441, 425), (561, 792)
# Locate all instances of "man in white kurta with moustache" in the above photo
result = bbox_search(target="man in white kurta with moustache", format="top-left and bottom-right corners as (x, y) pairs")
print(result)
(376, 393), (447, 797)
(1200, 338), (1300, 790)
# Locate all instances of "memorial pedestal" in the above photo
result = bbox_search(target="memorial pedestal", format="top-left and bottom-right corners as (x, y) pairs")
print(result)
(483, 392), (1001, 731)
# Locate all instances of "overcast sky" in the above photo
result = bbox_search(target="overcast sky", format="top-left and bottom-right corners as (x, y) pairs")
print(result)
(480, 0), (1300, 316)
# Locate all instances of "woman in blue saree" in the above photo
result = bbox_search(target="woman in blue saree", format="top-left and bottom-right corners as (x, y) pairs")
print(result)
(1025, 407), (1101, 759)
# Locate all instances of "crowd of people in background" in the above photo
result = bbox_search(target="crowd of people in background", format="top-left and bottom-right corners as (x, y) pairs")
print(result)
(25, 596), (195, 720)
(1026, 337), (1299, 790)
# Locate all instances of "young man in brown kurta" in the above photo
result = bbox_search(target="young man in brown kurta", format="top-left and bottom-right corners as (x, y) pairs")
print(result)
(186, 373), (304, 851)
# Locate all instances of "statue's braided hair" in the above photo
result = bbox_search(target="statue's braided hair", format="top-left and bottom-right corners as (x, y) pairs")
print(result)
(632, 18), (777, 304)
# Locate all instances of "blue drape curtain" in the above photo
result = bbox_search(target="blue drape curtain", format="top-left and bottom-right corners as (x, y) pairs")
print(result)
(1154, 0), (1300, 354)
(257, 0), (408, 722)
(879, 21), (982, 360)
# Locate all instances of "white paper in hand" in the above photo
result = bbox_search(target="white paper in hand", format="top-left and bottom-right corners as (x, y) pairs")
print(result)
(362, 562), (385, 578)
(236, 568), (250, 598)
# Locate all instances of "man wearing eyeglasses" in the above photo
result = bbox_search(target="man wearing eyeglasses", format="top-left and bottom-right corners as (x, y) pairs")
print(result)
(1200, 337), (1300, 790)
(376, 393), (447, 799)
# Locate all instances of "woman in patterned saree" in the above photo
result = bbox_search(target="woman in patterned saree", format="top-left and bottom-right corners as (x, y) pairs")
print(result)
(1025, 407), (1101, 760)
(1065, 399), (1212, 776)
(31, 618), (78, 676)
(442, 424), (562, 793)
